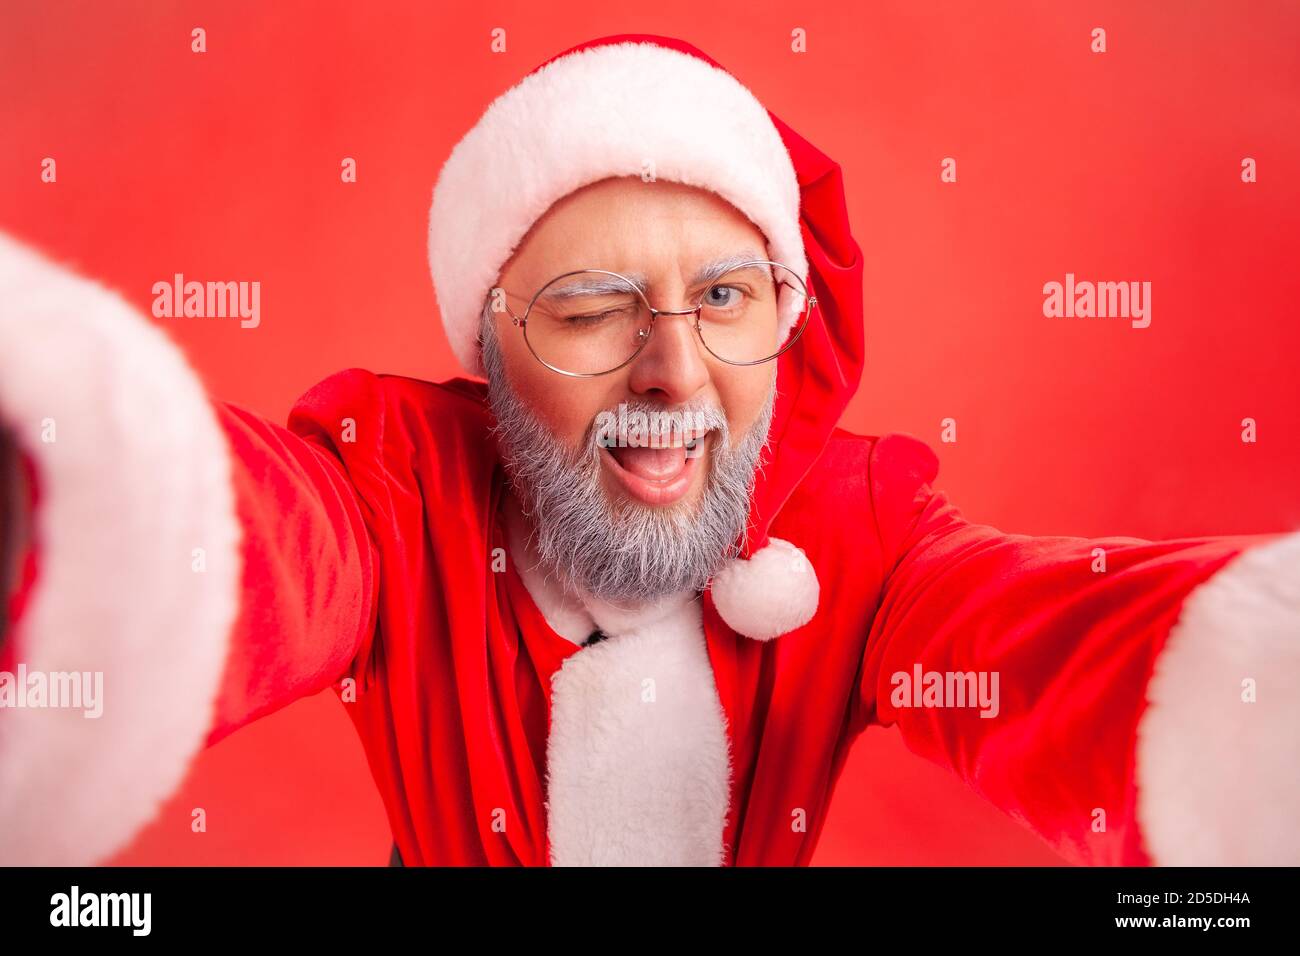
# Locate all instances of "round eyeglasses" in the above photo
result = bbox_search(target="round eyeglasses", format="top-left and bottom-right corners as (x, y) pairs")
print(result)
(497, 259), (816, 377)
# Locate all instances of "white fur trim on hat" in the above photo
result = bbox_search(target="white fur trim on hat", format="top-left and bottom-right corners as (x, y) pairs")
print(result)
(0, 232), (241, 865)
(710, 537), (820, 641)
(1135, 529), (1300, 865)
(428, 40), (807, 377)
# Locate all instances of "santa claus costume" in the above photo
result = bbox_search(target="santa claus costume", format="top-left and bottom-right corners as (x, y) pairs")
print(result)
(1, 34), (1298, 868)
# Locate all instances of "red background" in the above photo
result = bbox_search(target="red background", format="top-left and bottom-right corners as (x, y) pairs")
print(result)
(1, 0), (1297, 865)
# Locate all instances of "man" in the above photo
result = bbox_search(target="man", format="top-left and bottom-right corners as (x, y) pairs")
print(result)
(0, 34), (1297, 867)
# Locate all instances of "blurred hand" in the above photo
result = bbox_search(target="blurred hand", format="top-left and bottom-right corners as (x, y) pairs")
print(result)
(0, 425), (28, 647)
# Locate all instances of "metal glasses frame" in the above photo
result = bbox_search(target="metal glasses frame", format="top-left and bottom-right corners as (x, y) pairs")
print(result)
(499, 258), (817, 378)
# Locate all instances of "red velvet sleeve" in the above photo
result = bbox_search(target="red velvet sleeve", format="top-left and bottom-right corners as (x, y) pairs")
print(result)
(857, 433), (1281, 865)
(204, 375), (383, 747)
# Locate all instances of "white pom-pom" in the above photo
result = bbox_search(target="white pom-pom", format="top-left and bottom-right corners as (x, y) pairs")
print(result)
(710, 537), (820, 641)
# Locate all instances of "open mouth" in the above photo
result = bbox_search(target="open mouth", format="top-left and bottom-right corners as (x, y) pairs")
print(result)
(600, 431), (711, 506)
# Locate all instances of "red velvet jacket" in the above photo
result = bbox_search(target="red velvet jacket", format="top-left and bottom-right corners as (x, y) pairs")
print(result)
(204, 368), (1274, 866)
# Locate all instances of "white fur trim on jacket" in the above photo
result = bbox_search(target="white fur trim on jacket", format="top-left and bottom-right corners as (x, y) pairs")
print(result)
(428, 40), (808, 377)
(503, 492), (732, 864)
(1135, 529), (1300, 865)
(0, 232), (241, 865)
(545, 588), (732, 866)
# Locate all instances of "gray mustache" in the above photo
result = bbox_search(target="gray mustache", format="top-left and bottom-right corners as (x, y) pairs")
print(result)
(589, 402), (730, 455)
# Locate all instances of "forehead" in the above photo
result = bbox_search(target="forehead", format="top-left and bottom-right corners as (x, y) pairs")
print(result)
(502, 176), (769, 287)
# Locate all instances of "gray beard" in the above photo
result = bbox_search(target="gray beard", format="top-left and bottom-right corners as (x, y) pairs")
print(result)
(480, 317), (774, 605)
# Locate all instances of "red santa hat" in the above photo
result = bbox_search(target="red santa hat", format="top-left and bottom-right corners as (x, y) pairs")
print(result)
(428, 35), (865, 640)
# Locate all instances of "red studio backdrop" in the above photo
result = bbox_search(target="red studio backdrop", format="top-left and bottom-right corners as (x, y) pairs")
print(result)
(1, 1), (1297, 865)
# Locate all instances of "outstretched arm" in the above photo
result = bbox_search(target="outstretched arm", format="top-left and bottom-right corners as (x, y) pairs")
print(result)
(856, 434), (1298, 865)
(0, 232), (383, 864)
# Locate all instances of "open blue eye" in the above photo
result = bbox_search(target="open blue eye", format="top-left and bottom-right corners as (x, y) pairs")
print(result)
(704, 285), (743, 309)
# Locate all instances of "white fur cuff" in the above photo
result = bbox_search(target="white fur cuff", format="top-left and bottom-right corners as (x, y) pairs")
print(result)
(0, 232), (241, 865)
(1136, 529), (1300, 865)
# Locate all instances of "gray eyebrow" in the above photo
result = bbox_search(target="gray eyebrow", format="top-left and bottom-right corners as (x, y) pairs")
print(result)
(688, 250), (770, 288)
(538, 250), (769, 302)
(539, 275), (649, 300)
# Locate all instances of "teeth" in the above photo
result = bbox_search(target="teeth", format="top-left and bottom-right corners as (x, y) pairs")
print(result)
(620, 430), (708, 449)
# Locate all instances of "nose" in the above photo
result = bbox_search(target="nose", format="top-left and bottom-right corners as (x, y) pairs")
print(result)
(625, 307), (711, 403)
